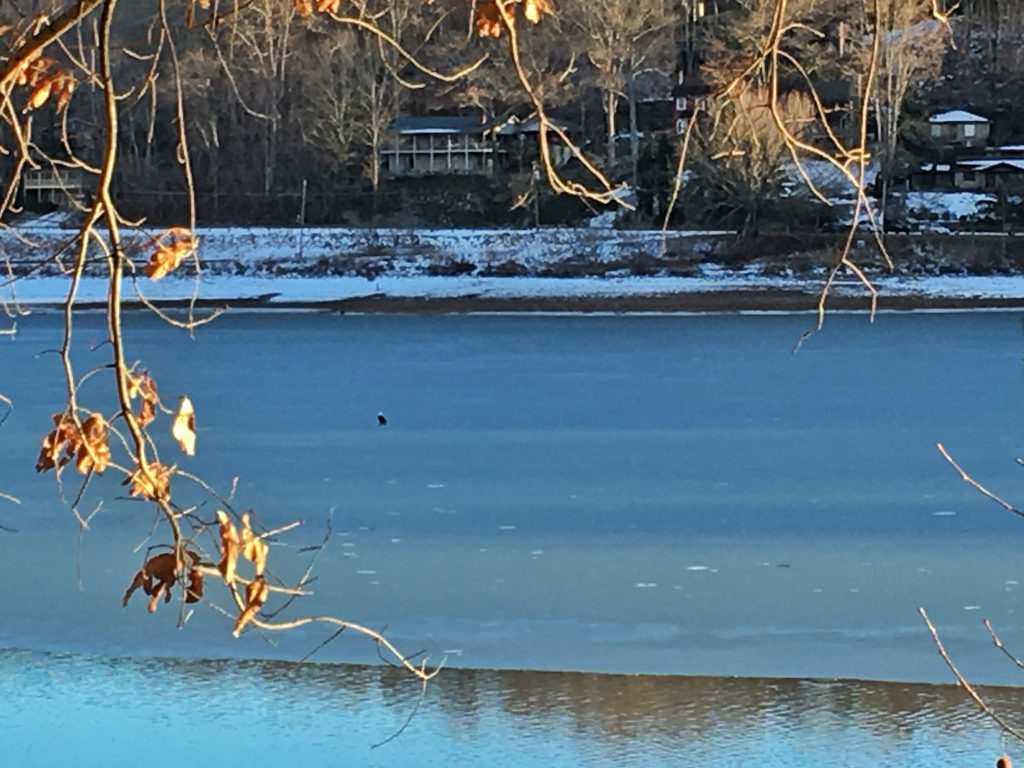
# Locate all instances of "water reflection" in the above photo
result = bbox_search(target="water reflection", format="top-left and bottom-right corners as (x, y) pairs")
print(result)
(2, 648), (1020, 766)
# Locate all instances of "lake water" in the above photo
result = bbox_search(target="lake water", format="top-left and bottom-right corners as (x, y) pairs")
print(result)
(3, 309), (1024, 764)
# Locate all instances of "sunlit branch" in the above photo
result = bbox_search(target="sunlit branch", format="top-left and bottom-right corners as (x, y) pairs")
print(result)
(919, 606), (1024, 741)
(0, 0), (104, 91)
(328, 12), (488, 83)
(936, 442), (1024, 519)
(251, 612), (445, 682)
(661, 103), (699, 231)
(984, 619), (1024, 672)
(495, 1), (626, 206)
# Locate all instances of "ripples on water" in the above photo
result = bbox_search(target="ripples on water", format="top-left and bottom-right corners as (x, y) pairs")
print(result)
(1, 648), (1019, 767)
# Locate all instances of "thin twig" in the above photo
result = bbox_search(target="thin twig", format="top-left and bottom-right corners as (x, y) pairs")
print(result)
(297, 626), (346, 663)
(936, 442), (1024, 519)
(371, 677), (429, 749)
(984, 619), (1024, 672)
(919, 607), (1024, 741)
(75, 501), (103, 591)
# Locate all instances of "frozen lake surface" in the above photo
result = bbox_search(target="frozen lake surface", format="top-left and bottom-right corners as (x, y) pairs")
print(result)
(3, 310), (1024, 764)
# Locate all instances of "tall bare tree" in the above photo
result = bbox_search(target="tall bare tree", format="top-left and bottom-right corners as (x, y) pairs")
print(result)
(696, 88), (818, 238)
(295, 24), (362, 174)
(210, 0), (299, 195)
(561, 0), (675, 173)
(867, 0), (949, 223)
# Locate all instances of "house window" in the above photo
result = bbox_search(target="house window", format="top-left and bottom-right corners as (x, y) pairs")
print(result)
(931, 124), (941, 137)
(964, 123), (976, 138)
(675, 97), (688, 112)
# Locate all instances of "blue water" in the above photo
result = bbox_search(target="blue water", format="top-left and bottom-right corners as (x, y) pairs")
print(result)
(3, 649), (1022, 767)
(3, 309), (1024, 764)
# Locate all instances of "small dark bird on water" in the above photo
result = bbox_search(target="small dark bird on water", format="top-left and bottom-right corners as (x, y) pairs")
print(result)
(377, 412), (387, 426)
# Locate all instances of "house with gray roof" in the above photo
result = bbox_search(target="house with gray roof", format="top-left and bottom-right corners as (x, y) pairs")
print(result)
(381, 115), (496, 176)
(913, 158), (1024, 191)
(928, 110), (990, 148)
(911, 110), (1024, 192)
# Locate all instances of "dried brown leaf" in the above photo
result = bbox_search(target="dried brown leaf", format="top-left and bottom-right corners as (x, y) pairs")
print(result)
(232, 575), (270, 637)
(142, 228), (198, 281)
(128, 373), (159, 427)
(240, 512), (269, 577)
(55, 76), (75, 113)
(122, 550), (200, 611)
(186, 562), (204, 603)
(171, 396), (196, 456)
(523, 0), (553, 24)
(35, 413), (78, 473)
(24, 77), (54, 112)
(18, 56), (50, 87)
(126, 462), (172, 502)
(75, 412), (110, 475)
(217, 510), (241, 585)
(475, 2), (503, 37)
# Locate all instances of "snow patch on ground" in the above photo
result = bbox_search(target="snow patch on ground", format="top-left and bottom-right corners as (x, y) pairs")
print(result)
(0, 223), (732, 275)
(4, 222), (1024, 307)
(903, 191), (996, 220)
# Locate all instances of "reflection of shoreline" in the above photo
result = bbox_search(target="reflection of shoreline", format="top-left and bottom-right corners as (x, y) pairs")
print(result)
(3, 646), (1020, 761)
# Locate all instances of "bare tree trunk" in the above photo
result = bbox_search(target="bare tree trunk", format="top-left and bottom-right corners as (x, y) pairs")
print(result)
(212, 155), (219, 221)
(627, 73), (639, 189)
(266, 120), (274, 196)
(368, 122), (381, 192)
(262, 120), (274, 196)
(604, 90), (618, 168)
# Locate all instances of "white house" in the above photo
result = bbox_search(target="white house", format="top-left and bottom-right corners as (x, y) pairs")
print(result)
(928, 110), (991, 148)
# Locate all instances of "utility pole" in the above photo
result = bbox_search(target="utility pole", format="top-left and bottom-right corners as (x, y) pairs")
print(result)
(298, 178), (308, 260)
(532, 163), (541, 228)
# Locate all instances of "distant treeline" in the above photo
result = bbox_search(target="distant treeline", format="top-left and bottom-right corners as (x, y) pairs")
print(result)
(3, 0), (1021, 233)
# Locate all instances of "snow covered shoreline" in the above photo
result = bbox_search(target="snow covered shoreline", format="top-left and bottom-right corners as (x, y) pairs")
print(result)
(4, 223), (1024, 311)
